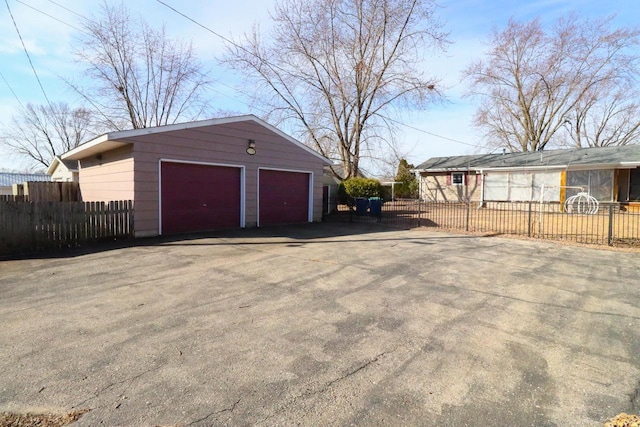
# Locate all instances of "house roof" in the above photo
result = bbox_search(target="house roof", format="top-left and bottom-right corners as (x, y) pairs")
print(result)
(62, 114), (332, 164)
(0, 173), (50, 186)
(413, 145), (640, 172)
(46, 156), (79, 175)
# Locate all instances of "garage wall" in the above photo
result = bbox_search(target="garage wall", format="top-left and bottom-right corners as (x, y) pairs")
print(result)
(77, 145), (135, 202)
(126, 120), (326, 236)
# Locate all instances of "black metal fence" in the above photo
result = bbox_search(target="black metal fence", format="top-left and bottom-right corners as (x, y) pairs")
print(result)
(325, 198), (640, 247)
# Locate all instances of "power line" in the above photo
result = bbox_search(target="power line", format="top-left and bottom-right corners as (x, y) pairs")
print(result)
(154, 1), (475, 149)
(45, 0), (86, 21)
(387, 116), (480, 148)
(4, 0), (54, 110)
(155, 0), (289, 75)
(0, 70), (25, 110)
(10, 0), (474, 150)
(155, 0), (237, 46)
(16, 0), (87, 34)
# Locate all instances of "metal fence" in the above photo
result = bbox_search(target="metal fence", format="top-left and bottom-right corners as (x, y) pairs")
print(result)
(326, 198), (640, 247)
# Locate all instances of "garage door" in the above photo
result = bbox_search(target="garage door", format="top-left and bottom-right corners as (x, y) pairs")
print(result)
(161, 162), (241, 234)
(259, 169), (310, 226)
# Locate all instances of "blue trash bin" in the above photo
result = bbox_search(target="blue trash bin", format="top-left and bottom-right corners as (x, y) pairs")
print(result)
(369, 197), (382, 216)
(355, 197), (369, 216)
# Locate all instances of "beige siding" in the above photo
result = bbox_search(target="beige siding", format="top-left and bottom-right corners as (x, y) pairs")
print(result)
(78, 146), (135, 203)
(127, 120), (325, 236)
(419, 172), (481, 202)
(50, 165), (76, 182)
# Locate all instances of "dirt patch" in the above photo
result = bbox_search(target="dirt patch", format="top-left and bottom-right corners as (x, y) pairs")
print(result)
(0, 410), (89, 427)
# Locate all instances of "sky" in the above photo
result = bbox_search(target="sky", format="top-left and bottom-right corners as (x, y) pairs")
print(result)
(0, 0), (638, 174)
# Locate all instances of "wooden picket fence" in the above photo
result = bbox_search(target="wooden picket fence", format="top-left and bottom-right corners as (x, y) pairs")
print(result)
(0, 200), (134, 256)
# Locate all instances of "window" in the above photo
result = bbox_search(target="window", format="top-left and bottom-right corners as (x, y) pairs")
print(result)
(566, 169), (614, 202)
(483, 171), (561, 202)
(452, 173), (464, 185)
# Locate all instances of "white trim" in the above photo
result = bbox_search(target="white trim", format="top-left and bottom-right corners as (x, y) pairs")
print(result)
(46, 156), (61, 176)
(257, 167), (314, 227)
(417, 162), (638, 174)
(158, 159), (246, 236)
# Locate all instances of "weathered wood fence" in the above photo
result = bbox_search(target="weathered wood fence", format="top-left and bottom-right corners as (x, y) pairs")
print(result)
(0, 200), (134, 256)
(12, 181), (81, 202)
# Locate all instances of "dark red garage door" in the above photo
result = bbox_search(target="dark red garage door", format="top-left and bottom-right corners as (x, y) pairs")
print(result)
(161, 162), (241, 234)
(259, 169), (309, 226)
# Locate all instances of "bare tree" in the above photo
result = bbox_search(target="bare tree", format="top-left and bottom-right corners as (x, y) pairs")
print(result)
(464, 14), (640, 152)
(70, 2), (211, 130)
(1, 102), (95, 170)
(563, 83), (640, 147)
(223, 0), (448, 179)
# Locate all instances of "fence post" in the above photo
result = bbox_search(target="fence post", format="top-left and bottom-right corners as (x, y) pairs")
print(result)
(608, 204), (614, 246)
(465, 200), (470, 232)
(528, 202), (532, 238)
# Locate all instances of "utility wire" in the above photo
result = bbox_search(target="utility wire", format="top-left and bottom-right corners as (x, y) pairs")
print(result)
(16, 0), (474, 150)
(45, 0), (86, 20)
(155, 0), (475, 149)
(16, 0), (87, 34)
(387, 117), (480, 148)
(4, 0), (54, 110)
(0, 70), (25, 110)
(155, 0), (238, 46)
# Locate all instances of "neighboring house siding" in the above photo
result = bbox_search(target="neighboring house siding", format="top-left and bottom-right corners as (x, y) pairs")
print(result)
(50, 166), (77, 182)
(78, 146), (135, 202)
(419, 173), (481, 202)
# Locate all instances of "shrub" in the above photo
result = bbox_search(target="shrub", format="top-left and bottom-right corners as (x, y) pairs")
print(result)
(338, 177), (382, 202)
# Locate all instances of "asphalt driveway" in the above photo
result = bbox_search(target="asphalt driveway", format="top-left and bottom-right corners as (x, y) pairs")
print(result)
(1, 223), (639, 426)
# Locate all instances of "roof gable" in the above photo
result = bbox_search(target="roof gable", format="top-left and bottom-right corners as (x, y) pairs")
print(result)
(62, 115), (331, 164)
(46, 156), (78, 175)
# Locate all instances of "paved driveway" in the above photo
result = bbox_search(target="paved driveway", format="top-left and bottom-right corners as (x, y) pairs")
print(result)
(1, 223), (639, 426)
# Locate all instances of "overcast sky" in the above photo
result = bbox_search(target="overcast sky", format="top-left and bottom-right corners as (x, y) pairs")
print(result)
(0, 0), (637, 173)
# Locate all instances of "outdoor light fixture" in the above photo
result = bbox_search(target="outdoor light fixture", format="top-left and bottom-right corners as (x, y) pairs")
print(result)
(246, 139), (256, 155)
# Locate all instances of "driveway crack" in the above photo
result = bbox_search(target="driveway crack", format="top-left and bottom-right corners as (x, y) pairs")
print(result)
(187, 397), (241, 426)
(323, 350), (389, 390)
(257, 349), (392, 425)
(72, 364), (163, 409)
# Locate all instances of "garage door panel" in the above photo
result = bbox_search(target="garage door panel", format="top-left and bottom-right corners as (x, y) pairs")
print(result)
(259, 170), (309, 226)
(161, 162), (241, 234)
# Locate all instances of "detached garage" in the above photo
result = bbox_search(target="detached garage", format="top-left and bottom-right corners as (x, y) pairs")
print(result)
(61, 115), (331, 237)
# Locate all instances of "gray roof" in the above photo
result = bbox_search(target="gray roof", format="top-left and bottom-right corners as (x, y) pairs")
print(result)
(414, 145), (640, 172)
(59, 158), (78, 171)
(0, 173), (50, 186)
